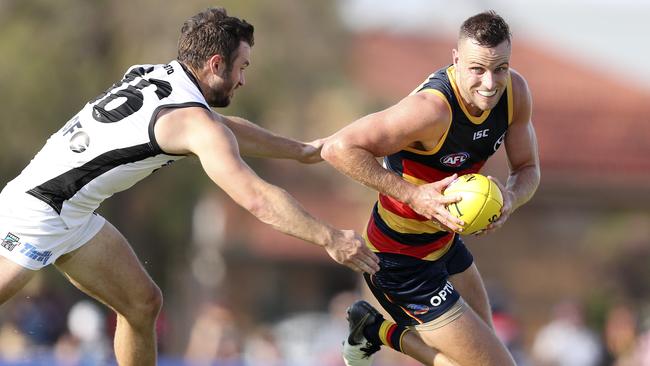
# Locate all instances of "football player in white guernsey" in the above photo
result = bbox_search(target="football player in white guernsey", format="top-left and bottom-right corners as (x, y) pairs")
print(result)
(0, 7), (379, 366)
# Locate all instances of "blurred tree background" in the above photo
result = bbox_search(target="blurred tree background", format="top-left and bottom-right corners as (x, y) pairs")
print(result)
(0, 0), (376, 356)
(2, 0), (650, 362)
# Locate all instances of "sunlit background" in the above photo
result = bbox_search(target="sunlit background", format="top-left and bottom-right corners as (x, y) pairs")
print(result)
(1, 0), (650, 365)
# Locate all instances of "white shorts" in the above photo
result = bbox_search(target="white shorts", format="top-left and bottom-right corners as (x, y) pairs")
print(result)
(0, 192), (105, 270)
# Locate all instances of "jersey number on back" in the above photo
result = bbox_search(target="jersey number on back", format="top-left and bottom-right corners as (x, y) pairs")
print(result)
(90, 67), (173, 123)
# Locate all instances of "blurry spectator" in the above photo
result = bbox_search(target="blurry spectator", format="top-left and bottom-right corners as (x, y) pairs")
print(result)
(531, 299), (603, 366)
(607, 306), (650, 366)
(492, 306), (530, 366)
(603, 304), (637, 365)
(242, 325), (282, 366)
(184, 301), (243, 365)
(0, 321), (30, 362)
(631, 308), (650, 366)
(53, 332), (82, 366)
(273, 310), (338, 365)
(12, 291), (68, 347)
(271, 290), (358, 366)
(632, 333), (650, 366)
(0, 273), (67, 363)
(59, 300), (111, 365)
(314, 291), (359, 366)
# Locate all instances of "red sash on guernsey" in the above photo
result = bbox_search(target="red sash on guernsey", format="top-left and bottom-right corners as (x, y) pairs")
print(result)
(364, 161), (484, 260)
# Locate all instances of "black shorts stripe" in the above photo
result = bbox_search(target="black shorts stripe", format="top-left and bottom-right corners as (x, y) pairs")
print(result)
(26, 143), (157, 213)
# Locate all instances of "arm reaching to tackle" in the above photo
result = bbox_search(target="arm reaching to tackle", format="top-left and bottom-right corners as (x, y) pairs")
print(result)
(154, 107), (380, 274)
(221, 115), (324, 163)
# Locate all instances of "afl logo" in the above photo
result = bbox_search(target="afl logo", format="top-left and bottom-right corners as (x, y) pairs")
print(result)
(69, 131), (90, 153)
(440, 152), (469, 167)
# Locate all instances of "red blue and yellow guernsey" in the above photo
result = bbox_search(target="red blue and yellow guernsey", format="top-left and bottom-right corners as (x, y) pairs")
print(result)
(364, 64), (513, 260)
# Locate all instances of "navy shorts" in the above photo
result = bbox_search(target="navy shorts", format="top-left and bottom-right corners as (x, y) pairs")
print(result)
(363, 235), (474, 326)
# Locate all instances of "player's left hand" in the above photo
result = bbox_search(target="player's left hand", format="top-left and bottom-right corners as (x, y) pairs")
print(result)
(297, 138), (326, 164)
(325, 229), (380, 274)
(475, 176), (514, 236)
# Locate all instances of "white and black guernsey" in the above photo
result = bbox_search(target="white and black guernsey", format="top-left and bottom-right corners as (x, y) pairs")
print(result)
(3, 60), (210, 227)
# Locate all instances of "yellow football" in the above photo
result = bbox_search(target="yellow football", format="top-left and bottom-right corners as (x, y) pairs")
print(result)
(443, 173), (503, 235)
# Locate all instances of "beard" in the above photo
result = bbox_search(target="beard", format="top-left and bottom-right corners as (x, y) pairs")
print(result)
(207, 86), (232, 108)
(206, 68), (235, 108)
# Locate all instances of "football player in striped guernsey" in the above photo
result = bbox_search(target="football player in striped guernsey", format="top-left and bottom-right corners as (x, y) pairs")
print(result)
(323, 10), (540, 366)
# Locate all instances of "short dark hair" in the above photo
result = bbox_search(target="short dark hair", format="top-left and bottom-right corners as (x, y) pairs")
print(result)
(459, 11), (511, 47)
(177, 7), (254, 70)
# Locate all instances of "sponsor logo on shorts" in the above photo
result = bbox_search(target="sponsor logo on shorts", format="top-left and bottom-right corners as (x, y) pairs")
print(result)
(19, 243), (53, 265)
(440, 152), (469, 167)
(1, 233), (21, 251)
(406, 303), (431, 315)
(430, 281), (455, 307)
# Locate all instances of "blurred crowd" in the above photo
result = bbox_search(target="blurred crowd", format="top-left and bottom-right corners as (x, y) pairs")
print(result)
(527, 300), (650, 366)
(2, 281), (650, 366)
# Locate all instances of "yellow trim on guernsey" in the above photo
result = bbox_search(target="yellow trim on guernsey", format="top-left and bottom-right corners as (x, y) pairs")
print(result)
(377, 201), (445, 234)
(401, 174), (427, 186)
(507, 73), (514, 124)
(409, 72), (437, 96)
(362, 230), (379, 252)
(447, 65), (490, 125)
(373, 203), (455, 261)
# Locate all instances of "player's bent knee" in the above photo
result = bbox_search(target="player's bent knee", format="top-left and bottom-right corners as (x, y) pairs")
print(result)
(121, 282), (163, 323)
(137, 282), (163, 317)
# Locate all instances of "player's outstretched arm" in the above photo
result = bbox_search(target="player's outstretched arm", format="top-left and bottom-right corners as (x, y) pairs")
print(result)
(220, 115), (323, 163)
(155, 107), (379, 274)
(322, 93), (464, 232)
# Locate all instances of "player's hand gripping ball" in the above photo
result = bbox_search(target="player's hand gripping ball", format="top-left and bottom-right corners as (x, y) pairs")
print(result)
(443, 173), (503, 235)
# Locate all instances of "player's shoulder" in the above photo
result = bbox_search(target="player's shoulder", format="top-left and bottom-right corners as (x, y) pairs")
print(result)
(509, 68), (531, 104)
(159, 105), (216, 126)
(508, 68), (533, 123)
(411, 83), (453, 116)
(411, 90), (451, 113)
(509, 68), (530, 95)
(398, 90), (452, 130)
(155, 107), (228, 155)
